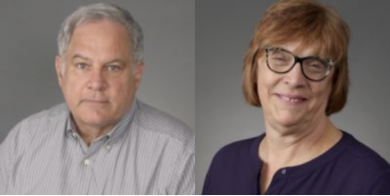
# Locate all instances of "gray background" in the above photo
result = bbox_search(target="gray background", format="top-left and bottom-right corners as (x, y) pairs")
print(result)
(0, 0), (195, 142)
(196, 0), (390, 194)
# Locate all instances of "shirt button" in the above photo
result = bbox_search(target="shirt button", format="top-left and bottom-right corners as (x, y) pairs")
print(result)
(281, 169), (287, 175)
(72, 133), (77, 138)
(105, 145), (111, 151)
(84, 159), (90, 166)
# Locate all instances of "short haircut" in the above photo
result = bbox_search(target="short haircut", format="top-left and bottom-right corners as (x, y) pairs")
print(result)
(242, 0), (350, 116)
(57, 3), (144, 64)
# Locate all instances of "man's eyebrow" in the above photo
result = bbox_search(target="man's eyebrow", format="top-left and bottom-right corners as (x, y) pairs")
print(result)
(72, 54), (126, 65)
(72, 53), (91, 61)
(105, 59), (126, 65)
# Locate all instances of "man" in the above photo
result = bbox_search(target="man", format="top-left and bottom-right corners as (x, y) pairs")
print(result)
(0, 3), (194, 194)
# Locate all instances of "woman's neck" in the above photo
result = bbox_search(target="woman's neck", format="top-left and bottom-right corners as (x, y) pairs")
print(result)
(260, 117), (342, 169)
(258, 117), (342, 194)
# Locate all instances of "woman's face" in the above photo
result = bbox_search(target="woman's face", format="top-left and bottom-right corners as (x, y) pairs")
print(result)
(257, 42), (333, 130)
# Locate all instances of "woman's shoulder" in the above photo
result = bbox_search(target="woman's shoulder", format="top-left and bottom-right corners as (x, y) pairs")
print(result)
(213, 134), (263, 161)
(203, 135), (264, 194)
(343, 131), (390, 171)
(209, 134), (264, 168)
(339, 131), (390, 193)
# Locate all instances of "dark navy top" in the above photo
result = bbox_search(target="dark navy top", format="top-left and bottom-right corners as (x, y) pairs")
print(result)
(203, 131), (390, 194)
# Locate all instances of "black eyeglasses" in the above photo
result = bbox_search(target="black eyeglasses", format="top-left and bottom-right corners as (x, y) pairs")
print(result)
(264, 47), (334, 81)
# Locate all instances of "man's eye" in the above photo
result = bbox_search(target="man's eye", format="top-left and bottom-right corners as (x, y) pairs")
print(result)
(76, 63), (88, 70)
(107, 65), (121, 72)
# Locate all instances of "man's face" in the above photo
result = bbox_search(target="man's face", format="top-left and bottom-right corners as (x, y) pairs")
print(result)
(55, 20), (143, 132)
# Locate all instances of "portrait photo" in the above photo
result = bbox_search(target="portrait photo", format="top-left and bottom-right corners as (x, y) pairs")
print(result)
(196, 0), (390, 194)
(0, 0), (194, 142)
(0, 0), (194, 194)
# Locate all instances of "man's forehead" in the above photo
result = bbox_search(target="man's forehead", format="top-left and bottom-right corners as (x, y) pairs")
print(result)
(75, 18), (126, 31)
(70, 19), (129, 43)
(68, 52), (129, 64)
(65, 22), (132, 59)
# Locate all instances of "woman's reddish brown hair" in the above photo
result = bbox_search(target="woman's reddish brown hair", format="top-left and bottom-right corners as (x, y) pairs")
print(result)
(242, 0), (350, 116)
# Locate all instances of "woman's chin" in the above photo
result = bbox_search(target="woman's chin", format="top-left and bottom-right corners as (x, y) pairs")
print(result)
(272, 112), (304, 128)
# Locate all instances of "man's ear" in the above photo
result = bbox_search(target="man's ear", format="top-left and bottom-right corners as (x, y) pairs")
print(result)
(134, 62), (144, 89)
(55, 55), (64, 87)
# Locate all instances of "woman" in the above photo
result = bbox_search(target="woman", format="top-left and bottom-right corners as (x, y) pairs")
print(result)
(202, 0), (390, 194)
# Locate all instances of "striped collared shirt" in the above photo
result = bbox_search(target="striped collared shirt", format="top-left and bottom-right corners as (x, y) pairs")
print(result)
(0, 100), (194, 194)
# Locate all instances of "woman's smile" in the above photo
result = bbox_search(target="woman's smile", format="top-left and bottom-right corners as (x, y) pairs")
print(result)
(274, 93), (308, 105)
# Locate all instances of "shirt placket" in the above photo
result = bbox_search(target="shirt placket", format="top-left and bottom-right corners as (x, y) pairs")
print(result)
(74, 134), (108, 194)
(265, 168), (288, 194)
(87, 138), (111, 194)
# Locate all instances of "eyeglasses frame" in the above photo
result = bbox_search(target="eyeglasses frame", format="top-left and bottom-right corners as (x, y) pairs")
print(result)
(264, 47), (334, 82)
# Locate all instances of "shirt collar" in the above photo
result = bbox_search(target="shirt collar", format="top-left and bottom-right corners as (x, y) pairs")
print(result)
(65, 98), (138, 145)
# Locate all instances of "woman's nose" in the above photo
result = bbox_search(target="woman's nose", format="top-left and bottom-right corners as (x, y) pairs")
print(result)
(283, 62), (307, 87)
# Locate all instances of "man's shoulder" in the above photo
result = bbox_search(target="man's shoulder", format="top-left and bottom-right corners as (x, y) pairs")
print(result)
(134, 101), (194, 146)
(20, 103), (68, 125)
(11, 103), (68, 138)
(2, 103), (68, 155)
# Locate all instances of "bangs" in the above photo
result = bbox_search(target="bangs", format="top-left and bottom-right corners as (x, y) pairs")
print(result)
(256, 0), (349, 65)
(243, 0), (350, 115)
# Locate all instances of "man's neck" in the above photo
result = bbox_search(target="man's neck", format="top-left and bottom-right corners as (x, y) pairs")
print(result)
(72, 118), (116, 147)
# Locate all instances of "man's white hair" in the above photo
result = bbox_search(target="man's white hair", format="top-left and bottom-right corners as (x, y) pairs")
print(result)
(57, 3), (144, 74)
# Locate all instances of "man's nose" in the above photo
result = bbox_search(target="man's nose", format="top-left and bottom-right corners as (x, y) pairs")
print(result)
(87, 68), (107, 91)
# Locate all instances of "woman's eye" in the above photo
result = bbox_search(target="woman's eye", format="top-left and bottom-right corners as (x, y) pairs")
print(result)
(273, 57), (287, 62)
(309, 61), (325, 69)
(309, 63), (320, 68)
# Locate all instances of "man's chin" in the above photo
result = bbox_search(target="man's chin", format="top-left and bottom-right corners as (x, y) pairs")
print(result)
(81, 100), (110, 108)
(84, 116), (111, 125)
(74, 112), (115, 128)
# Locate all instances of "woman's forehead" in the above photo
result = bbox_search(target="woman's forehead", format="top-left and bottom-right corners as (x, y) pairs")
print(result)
(265, 40), (332, 59)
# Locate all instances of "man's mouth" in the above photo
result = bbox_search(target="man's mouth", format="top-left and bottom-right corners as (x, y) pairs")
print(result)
(83, 99), (109, 104)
